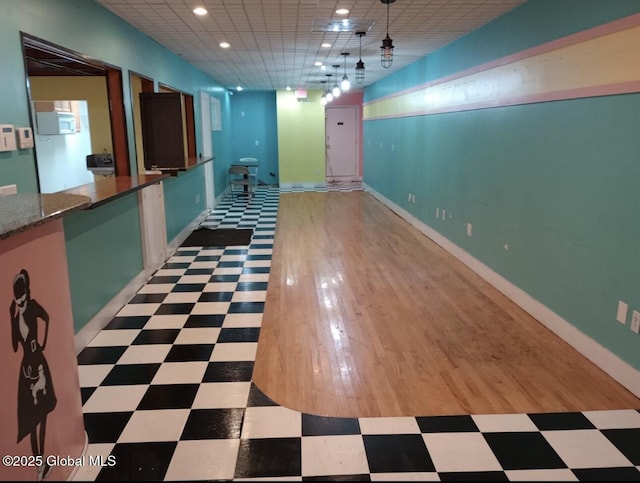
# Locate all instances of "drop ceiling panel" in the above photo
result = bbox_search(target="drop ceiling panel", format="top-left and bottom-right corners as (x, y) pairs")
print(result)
(95, 0), (525, 90)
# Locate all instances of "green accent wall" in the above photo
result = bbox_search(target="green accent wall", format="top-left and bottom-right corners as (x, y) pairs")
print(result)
(363, 0), (640, 371)
(63, 194), (143, 332)
(276, 90), (326, 185)
(164, 167), (207, 242)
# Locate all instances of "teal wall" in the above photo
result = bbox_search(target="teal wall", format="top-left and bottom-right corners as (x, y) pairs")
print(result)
(0, 0), (233, 330)
(365, 0), (640, 102)
(63, 194), (143, 332)
(363, 0), (640, 370)
(164, 167), (207, 242)
(213, 92), (236, 197)
(230, 91), (279, 185)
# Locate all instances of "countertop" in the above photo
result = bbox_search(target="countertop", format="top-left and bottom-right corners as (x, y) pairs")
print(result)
(0, 193), (92, 240)
(0, 173), (170, 240)
(59, 173), (170, 208)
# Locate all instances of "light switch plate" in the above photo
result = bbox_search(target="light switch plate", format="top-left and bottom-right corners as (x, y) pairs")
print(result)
(617, 300), (628, 324)
(17, 127), (34, 149)
(631, 310), (640, 334)
(0, 124), (17, 151)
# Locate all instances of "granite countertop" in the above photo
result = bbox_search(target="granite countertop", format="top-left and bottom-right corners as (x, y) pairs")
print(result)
(0, 193), (92, 240)
(59, 173), (170, 208)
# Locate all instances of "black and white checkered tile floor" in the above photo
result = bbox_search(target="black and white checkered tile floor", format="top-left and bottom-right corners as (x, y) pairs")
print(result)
(74, 186), (640, 481)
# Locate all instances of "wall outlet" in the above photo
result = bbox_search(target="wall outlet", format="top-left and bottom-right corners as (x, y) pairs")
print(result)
(616, 300), (628, 324)
(466, 223), (472, 236)
(436, 208), (440, 218)
(408, 193), (412, 202)
(631, 310), (640, 334)
(411, 193), (416, 203)
(442, 209), (446, 220)
(195, 194), (200, 204)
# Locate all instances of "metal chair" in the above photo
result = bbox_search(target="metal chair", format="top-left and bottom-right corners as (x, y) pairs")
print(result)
(229, 165), (254, 197)
(238, 157), (258, 188)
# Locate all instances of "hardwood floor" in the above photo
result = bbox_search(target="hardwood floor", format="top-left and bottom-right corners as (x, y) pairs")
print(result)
(252, 191), (640, 418)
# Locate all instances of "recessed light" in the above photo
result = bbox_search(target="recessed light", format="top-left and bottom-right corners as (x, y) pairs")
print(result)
(336, 8), (349, 15)
(220, 42), (230, 48)
(286, 86), (292, 91)
(320, 65), (327, 71)
(193, 7), (207, 16)
(321, 43), (331, 48)
(236, 86), (243, 91)
(314, 61), (323, 67)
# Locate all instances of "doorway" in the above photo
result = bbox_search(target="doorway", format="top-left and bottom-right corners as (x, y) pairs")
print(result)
(130, 72), (154, 174)
(21, 33), (130, 191)
(325, 106), (359, 182)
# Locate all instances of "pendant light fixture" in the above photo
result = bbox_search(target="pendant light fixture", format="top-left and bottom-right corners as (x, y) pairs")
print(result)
(355, 31), (366, 84)
(380, 0), (395, 68)
(325, 74), (334, 102)
(320, 80), (328, 106)
(340, 52), (350, 92)
(332, 65), (341, 98)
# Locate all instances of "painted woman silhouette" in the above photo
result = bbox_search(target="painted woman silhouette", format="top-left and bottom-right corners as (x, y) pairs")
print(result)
(10, 269), (57, 481)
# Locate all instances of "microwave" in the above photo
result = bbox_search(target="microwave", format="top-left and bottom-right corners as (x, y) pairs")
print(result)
(36, 111), (76, 135)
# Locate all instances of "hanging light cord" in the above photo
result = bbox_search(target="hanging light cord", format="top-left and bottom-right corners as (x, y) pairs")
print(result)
(386, 1), (390, 37)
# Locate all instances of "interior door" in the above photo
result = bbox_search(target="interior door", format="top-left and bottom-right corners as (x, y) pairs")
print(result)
(325, 107), (358, 180)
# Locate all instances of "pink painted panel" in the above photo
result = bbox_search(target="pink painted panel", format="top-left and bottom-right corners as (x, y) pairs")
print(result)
(0, 220), (85, 482)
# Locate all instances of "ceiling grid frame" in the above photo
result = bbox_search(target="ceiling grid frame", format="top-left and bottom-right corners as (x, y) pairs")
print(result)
(95, 0), (525, 90)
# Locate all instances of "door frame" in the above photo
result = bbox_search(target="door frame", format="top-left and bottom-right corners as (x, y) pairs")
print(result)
(21, 33), (131, 184)
(325, 105), (361, 182)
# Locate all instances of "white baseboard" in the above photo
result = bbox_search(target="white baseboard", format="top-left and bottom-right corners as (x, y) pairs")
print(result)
(279, 182), (326, 190)
(74, 208), (210, 354)
(74, 269), (153, 354)
(363, 183), (640, 399)
(167, 209), (209, 254)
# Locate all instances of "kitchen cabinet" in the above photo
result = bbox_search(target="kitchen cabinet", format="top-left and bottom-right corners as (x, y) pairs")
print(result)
(33, 100), (81, 132)
(34, 100), (72, 112)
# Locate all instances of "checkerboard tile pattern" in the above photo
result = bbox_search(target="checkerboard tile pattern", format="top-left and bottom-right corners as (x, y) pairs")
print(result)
(74, 187), (640, 481)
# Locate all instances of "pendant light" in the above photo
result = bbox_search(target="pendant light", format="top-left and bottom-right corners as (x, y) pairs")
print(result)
(320, 80), (328, 106)
(380, 0), (395, 68)
(340, 53), (350, 92)
(325, 74), (334, 102)
(355, 31), (366, 84)
(332, 65), (341, 98)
